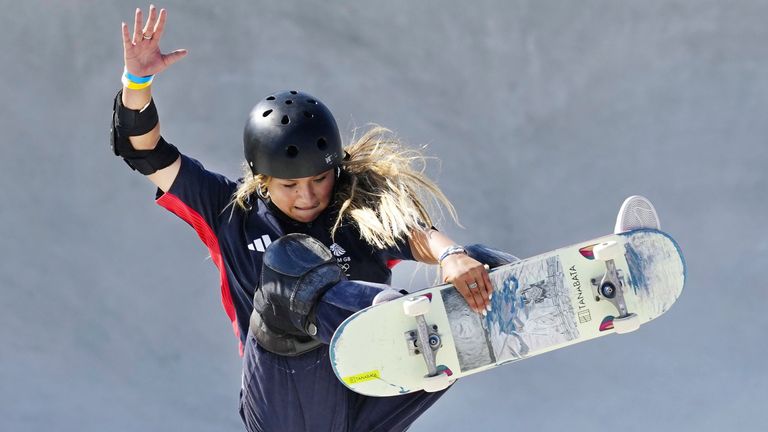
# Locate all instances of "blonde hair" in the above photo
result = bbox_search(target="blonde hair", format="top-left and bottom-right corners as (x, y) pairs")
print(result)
(232, 125), (457, 249)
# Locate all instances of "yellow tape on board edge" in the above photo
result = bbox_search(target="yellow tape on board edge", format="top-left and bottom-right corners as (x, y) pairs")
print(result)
(342, 370), (381, 385)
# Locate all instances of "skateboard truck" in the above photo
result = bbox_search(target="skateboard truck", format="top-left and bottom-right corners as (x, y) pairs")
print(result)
(401, 295), (453, 392)
(590, 260), (629, 316)
(402, 298), (441, 376)
(590, 241), (641, 334)
(404, 324), (442, 357)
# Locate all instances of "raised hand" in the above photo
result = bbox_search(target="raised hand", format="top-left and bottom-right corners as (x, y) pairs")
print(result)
(121, 5), (187, 77)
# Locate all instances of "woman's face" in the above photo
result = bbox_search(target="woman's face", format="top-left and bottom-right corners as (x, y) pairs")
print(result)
(267, 169), (336, 223)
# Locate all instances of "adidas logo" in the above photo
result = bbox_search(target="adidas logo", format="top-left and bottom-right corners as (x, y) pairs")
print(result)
(330, 243), (346, 257)
(248, 235), (273, 252)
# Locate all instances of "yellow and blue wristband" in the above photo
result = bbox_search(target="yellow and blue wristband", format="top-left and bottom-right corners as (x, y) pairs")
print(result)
(122, 68), (154, 90)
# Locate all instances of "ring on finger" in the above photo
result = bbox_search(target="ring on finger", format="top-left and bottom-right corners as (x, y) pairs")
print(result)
(468, 282), (479, 290)
(142, 33), (153, 40)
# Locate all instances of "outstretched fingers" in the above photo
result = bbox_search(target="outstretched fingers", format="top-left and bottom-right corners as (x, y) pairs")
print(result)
(121, 21), (131, 51)
(153, 8), (168, 40)
(142, 5), (159, 38)
(163, 49), (188, 67)
(131, 8), (143, 45)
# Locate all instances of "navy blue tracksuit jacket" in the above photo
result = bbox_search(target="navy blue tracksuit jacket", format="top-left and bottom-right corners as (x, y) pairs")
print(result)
(156, 154), (447, 431)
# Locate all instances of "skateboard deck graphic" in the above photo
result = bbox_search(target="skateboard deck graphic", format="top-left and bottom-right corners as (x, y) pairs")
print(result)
(330, 229), (686, 397)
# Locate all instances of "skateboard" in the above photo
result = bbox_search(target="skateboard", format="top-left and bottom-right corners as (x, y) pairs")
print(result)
(329, 228), (686, 396)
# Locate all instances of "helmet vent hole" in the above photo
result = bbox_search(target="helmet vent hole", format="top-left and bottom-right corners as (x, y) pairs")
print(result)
(317, 138), (328, 150)
(281, 115), (290, 125)
(303, 111), (314, 118)
(290, 90), (298, 95)
(285, 100), (293, 105)
(262, 109), (273, 117)
(266, 96), (276, 101)
(307, 99), (317, 104)
(286, 146), (299, 158)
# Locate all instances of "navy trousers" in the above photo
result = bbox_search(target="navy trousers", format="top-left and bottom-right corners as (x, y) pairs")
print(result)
(239, 245), (518, 432)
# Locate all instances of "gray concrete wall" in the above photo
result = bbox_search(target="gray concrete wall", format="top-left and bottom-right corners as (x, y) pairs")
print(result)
(1, 1), (764, 430)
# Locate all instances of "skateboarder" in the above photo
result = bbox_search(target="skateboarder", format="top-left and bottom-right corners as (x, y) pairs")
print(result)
(111, 6), (522, 431)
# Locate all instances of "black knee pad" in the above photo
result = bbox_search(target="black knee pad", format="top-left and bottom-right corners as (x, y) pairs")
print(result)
(250, 234), (345, 356)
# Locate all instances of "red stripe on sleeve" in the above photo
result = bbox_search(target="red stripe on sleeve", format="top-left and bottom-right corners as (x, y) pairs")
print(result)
(156, 192), (243, 356)
(387, 259), (402, 269)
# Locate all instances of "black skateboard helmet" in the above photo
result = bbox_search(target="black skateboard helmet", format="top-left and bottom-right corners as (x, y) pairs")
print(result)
(244, 90), (344, 179)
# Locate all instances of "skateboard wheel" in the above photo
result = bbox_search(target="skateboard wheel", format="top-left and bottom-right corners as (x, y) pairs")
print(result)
(613, 313), (641, 334)
(593, 241), (621, 261)
(403, 296), (431, 317)
(422, 372), (453, 393)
